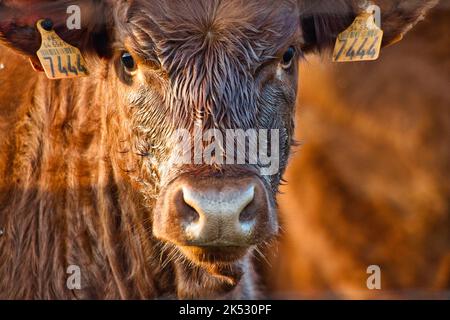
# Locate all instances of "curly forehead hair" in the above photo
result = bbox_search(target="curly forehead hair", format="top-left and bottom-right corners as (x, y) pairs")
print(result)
(112, 0), (300, 129)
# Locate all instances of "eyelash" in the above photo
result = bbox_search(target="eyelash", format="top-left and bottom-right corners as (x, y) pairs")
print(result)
(280, 46), (296, 69)
(121, 52), (137, 73)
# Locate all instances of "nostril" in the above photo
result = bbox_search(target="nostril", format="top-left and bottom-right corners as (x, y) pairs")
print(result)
(239, 203), (256, 222)
(175, 189), (200, 224)
(182, 202), (200, 224)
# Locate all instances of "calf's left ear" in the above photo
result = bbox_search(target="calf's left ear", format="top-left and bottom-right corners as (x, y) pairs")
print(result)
(299, 0), (439, 53)
(0, 0), (111, 58)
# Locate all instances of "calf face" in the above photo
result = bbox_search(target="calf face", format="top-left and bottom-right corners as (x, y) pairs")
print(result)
(112, 1), (304, 271)
(0, 0), (438, 292)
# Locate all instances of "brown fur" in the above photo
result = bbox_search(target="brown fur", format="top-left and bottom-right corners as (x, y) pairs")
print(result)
(0, 0), (438, 299)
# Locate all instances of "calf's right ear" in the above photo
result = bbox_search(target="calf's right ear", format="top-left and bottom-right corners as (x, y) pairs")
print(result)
(0, 0), (112, 59)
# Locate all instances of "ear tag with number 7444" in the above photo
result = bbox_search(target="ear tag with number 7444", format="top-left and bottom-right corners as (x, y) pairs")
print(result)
(333, 12), (384, 62)
(35, 19), (89, 79)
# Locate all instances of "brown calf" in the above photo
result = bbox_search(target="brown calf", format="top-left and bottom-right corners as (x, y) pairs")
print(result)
(0, 0), (438, 299)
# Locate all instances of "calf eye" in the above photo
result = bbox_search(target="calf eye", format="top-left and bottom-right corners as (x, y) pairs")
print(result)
(121, 52), (136, 72)
(281, 46), (296, 69)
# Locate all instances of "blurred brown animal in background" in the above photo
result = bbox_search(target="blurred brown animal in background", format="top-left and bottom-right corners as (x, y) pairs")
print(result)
(267, 2), (449, 298)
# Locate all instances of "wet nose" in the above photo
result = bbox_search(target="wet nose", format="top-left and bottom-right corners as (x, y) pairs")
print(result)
(164, 176), (272, 246)
(182, 183), (255, 241)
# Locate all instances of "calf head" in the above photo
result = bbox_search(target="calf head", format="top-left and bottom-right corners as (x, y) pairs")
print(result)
(0, 0), (438, 294)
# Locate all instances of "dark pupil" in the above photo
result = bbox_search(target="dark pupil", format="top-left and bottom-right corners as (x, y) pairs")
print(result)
(283, 47), (295, 64)
(121, 53), (135, 70)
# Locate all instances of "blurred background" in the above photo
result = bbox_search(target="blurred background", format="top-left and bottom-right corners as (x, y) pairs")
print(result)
(263, 3), (449, 299)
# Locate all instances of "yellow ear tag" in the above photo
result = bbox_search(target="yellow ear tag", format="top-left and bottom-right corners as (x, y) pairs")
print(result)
(36, 19), (89, 79)
(333, 12), (384, 62)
